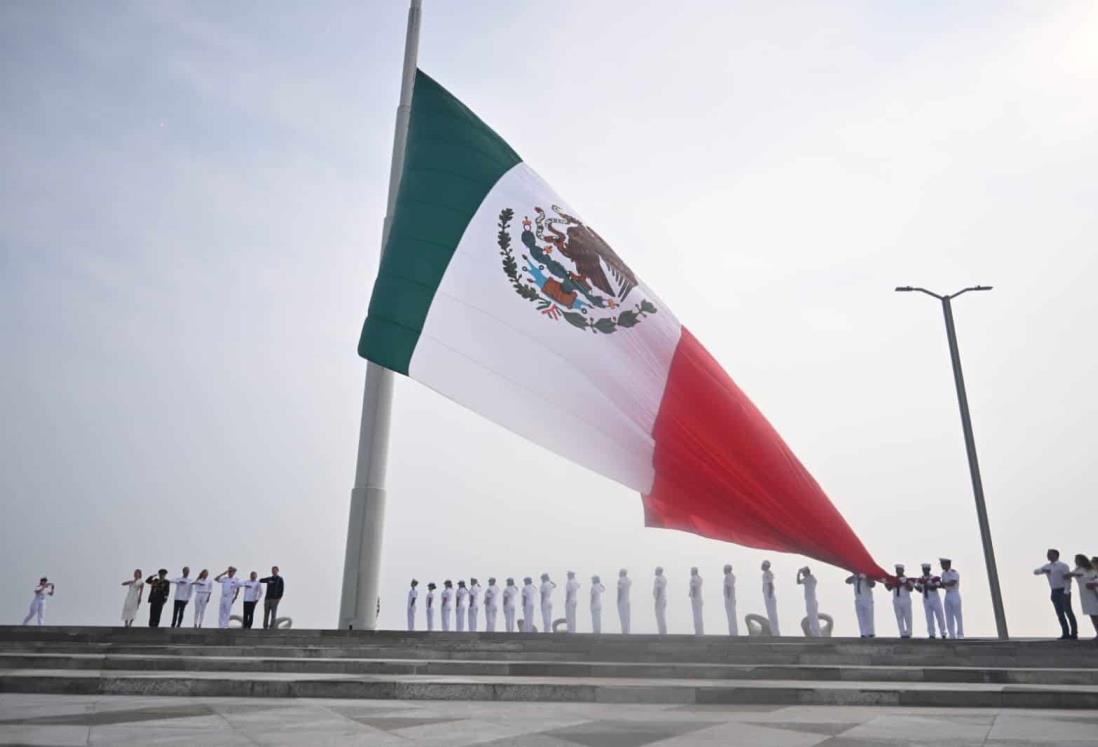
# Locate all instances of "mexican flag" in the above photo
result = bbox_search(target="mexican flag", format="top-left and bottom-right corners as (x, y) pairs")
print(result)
(360, 70), (885, 576)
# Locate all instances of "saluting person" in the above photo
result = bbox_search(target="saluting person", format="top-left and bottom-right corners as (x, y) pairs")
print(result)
(539, 573), (556, 633)
(240, 572), (263, 629)
(455, 581), (469, 632)
(22, 577), (54, 627)
(214, 568), (243, 630)
(565, 572), (580, 633)
(502, 578), (518, 632)
(425, 582), (437, 631)
(484, 578), (500, 632)
(653, 567), (668, 635)
(797, 567), (820, 637)
(468, 578), (481, 632)
(521, 577), (537, 632)
(440, 580), (454, 632)
(169, 567), (194, 628)
(1034, 549), (1077, 640)
(258, 567), (284, 631)
(191, 570), (213, 628)
(761, 561), (780, 636)
(617, 569), (632, 634)
(145, 569), (171, 628)
(689, 567), (704, 635)
(723, 564), (738, 636)
(590, 575), (606, 633)
(406, 579), (419, 631)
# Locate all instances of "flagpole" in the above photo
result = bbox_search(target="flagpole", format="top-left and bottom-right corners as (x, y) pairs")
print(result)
(338, 0), (422, 630)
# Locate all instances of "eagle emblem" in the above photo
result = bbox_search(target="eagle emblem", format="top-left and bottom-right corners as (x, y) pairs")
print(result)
(496, 207), (657, 333)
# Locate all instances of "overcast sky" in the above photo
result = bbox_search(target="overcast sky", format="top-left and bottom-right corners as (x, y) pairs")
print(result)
(2, 1), (1097, 638)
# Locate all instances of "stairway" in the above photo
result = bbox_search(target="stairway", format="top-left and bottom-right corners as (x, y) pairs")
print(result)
(2, 627), (1096, 708)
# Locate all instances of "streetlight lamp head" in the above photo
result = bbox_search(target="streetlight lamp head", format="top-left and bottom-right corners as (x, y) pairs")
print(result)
(895, 286), (914, 292)
(974, 285), (993, 291)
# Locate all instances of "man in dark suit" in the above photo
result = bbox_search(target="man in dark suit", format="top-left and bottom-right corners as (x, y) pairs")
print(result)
(259, 566), (285, 630)
(145, 569), (171, 628)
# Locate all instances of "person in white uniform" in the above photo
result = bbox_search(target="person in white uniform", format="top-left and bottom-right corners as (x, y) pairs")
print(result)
(22, 577), (55, 626)
(503, 578), (518, 632)
(441, 580), (454, 631)
(455, 581), (469, 632)
(169, 567), (194, 629)
(940, 559), (963, 639)
(845, 572), (876, 637)
(688, 567), (704, 635)
(539, 573), (556, 633)
(722, 564), (738, 636)
(590, 575), (606, 633)
(214, 567), (243, 630)
(521, 577), (537, 632)
(914, 563), (946, 639)
(653, 567), (668, 635)
(797, 566), (820, 637)
(1034, 549), (1077, 640)
(425, 582), (437, 631)
(564, 572), (580, 633)
(485, 578), (500, 632)
(886, 564), (914, 638)
(406, 579), (419, 631)
(191, 569), (212, 628)
(1067, 555), (1098, 638)
(467, 578), (481, 632)
(617, 569), (632, 634)
(761, 561), (780, 636)
(120, 569), (144, 628)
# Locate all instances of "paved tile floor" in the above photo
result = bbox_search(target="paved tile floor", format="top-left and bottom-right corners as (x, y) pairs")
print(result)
(2, 694), (1098, 746)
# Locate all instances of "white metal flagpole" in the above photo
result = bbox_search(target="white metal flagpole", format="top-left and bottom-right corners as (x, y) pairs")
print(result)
(338, 0), (422, 630)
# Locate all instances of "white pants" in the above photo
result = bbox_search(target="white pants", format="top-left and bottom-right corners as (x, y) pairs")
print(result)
(565, 602), (577, 633)
(805, 599), (821, 637)
(427, 606), (435, 631)
(591, 607), (602, 634)
(468, 606), (478, 632)
(724, 598), (738, 636)
(504, 606), (515, 632)
(893, 597), (913, 638)
(855, 598), (875, 636)
(691, 601), (704, 635)
(945, 593), (964, 638)
(523, 604), (535, 632)
(618, 602), (630, 634)
(456, 607), (467, 632)
(764, 596), (780, 636)
(923, 595), (945, 637)
(218, 595), (234, 629)
(22, 598), (44, 626)
(655, 602), (667, 635)
(485, 606), (497, 632)
(406, 606), (416, 631)
(441, 607), (451, 632)
(193, 594), (211, 628)
(541, 602), (553, 633)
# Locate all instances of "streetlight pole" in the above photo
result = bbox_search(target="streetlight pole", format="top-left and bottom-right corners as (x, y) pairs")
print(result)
(895, 285), (1008, 640)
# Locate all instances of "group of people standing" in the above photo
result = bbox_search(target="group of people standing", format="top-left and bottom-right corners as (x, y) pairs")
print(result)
(845, 558), (964, 639)
(1034, 549), (1098, 640)
(120, 566), (285, 630)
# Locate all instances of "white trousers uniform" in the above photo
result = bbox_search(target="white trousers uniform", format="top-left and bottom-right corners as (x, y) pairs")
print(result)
(566, 601), (577, 632)
(523, 603), (535, 632)
(407, 606), (416, 631)
(893, 597), (913, 638)
(540, 602), (553, 633)
(503, 605), (515, 632)
(655, 601), (667, 635)
(923, 594), (945, 637)
(218, 595), (234, 629)
(22, 598), (45, 626)
(456, 606), (467, 632)
(724, 598), (738, 636)
(764, 596), (780, 636)
(485, 606), (497, 632)
(805, 598), (821, 637)
(427, 605), (435, 631)
(591, 607), (602, 633)
(945, 592), (964, 638)
(441, 606), (452, 632)
(855, 598), (875, 636)
(468, 605), (478, 632)
(691, 599), (704, 635)
(193, 593), (211, 628)
(618, 601), (630, 634)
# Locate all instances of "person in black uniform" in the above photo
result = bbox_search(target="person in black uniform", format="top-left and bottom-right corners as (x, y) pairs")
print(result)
(145, 569), (171, 628)
(259, 566), (285, 630)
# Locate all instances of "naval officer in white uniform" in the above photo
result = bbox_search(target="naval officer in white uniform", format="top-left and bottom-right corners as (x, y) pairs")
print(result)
(887, 564), (914, 638)
(689, 567), (704, 635)
(440, 580), (454, 631)
(484, 577), (500, 632)
(565, 572), (580, 633)
(406, 579), (418, 631)
(503, 578), (518, 632)
(617, 569), (632, 634)
(468, 578), (481, 632)
(653, 567), (668, 635)
(761, 561), (780, 636)
(915, 564), (945, 638)
(539, 573), (556, 633)
(940, 559), (963, 638)
(590, 575), (606, 633)
(796, 566), (820, 637)
(723, 564), (738, 636)
(521, 577), (537, 632)
(425, 582), (437, 631)
(846, 572), (876, 637)
(214, 567), (243, 630)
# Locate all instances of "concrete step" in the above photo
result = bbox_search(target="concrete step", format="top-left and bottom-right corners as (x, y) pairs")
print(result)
(3, 651), (1097, 685)
(3, 668), (1098, 708)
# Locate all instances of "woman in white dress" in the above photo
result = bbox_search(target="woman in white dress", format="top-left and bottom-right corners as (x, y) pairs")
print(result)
(1068, 555), (1098, 638)
(121, 568), (144, 628)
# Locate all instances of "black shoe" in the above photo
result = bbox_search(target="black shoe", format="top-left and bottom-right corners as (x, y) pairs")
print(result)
(1059, 635), (1071, 640)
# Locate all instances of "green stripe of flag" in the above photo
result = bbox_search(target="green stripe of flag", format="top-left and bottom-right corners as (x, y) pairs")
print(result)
(358, 70), (522, 374)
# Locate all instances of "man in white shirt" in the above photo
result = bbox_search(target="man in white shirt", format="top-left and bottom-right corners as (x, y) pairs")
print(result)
(617, 569), (632, 634)
(406, 579), (419, 631)
(539, 574), (556, 633)
(689, 567), (704, 635)
(468, 578), (481, 632)
(564, 572), (580, 633)
(845, 572), (876, 637)
(886, 564), (914, 639)
(653, 567), (668, 635)
(521, 577), (537, 632)
(940, 558), (963, 639)
(502, 578), (518, 632)
(797, 567), (820, 637)
(761, 561), (780, 636)
(425, 582), (436, 631)
(723, 564), (738, 636)
(191, 570), (213, 628)
(1034, 549), (1077, 640)
(590, 575), (606, 633)
(169, 567), (194, 628)
(214, 567), (243, 630)
(441, 580), (454, 632)
(240, 571), (263, 629)
(485, 577), (500, 632)
(915, 563), (946, 639)
(455, 581), (469, 632)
